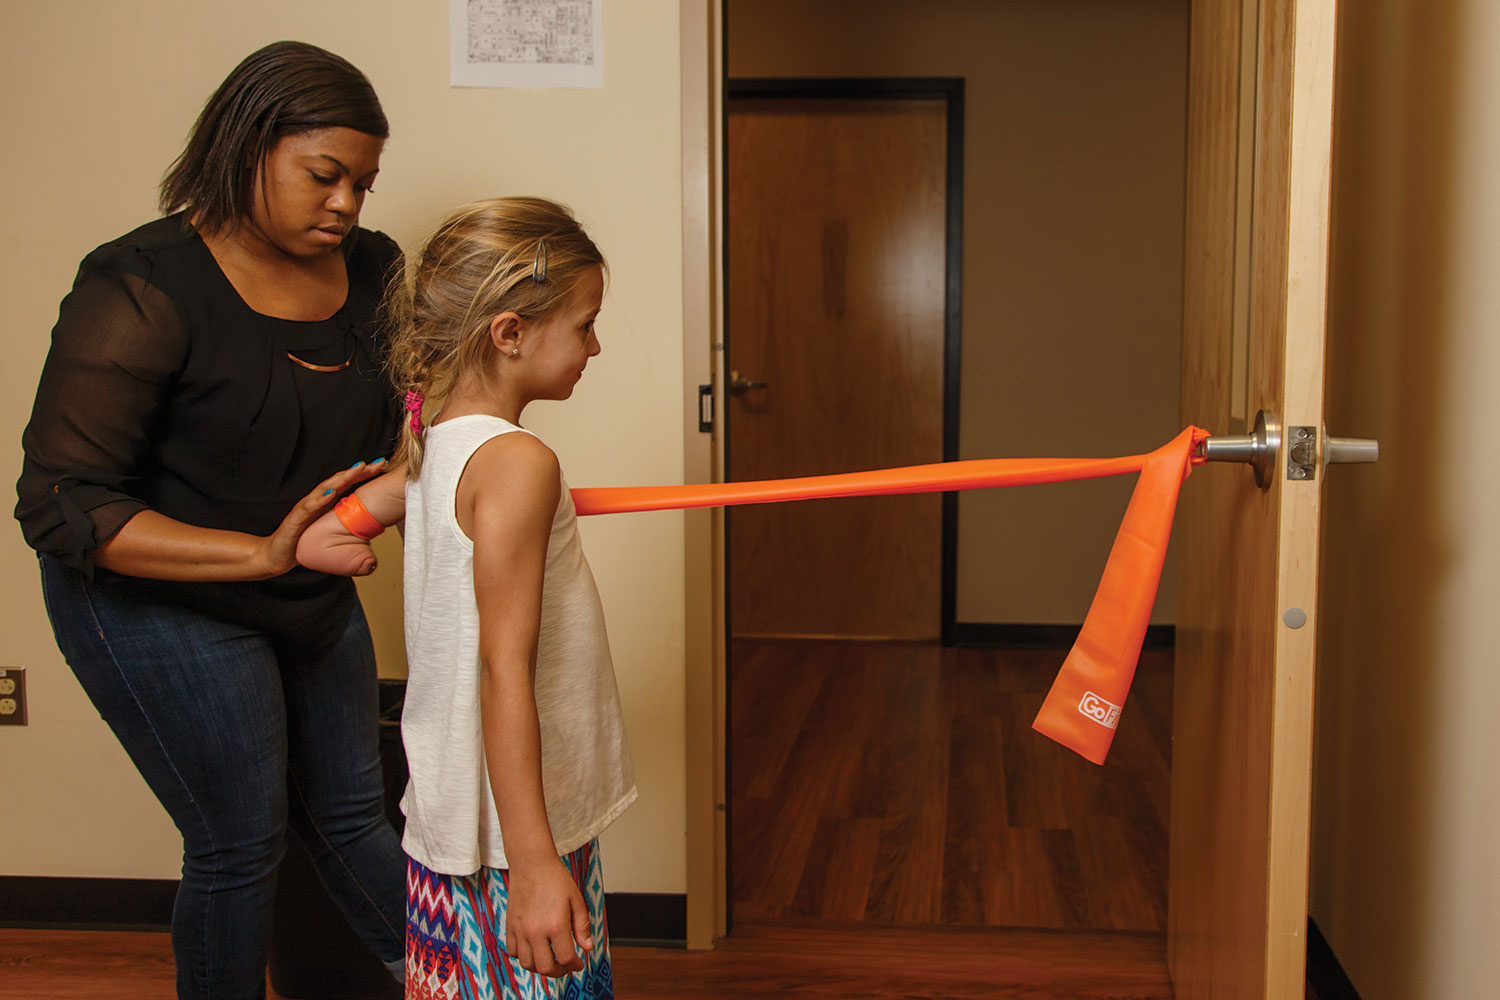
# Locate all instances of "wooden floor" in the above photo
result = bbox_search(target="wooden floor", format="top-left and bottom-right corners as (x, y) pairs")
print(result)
(730, 638), (1174, 931)
(0, 639), (1336, 998)
(0, 923), (1174, 999)
(0, 921), (1342, 999)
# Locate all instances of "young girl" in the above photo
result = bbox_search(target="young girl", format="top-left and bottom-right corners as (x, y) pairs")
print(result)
(299, 197), (636, 998)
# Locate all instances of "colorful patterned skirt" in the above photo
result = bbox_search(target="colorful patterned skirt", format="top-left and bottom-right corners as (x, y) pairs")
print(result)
(405, 841), (613, 1000)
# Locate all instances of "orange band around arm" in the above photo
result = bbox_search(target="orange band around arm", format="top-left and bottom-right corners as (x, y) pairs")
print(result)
(334, 495), (385, 540)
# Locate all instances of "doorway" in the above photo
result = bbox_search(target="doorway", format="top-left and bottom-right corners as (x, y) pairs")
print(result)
(719, 0), (1190, 939)
(723, 76), (968, 928)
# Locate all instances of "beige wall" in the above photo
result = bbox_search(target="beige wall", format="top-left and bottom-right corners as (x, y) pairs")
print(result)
(1312, 0), (1500, 995)
(0, 1), (688, 893)
(728, 0), (1187, 625)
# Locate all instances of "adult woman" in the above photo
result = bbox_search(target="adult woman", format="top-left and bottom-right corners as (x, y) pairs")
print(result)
(15, 41), (406, 997)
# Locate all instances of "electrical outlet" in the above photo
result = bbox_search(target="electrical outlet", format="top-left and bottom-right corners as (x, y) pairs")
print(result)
(0, 667), (27, 726)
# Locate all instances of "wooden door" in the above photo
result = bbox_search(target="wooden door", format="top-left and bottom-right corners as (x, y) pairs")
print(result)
(1170, 0), (1337, 996)
(726, 96), (947, 640)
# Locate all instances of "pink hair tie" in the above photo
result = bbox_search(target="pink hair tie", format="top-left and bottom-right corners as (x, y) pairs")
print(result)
(404, 390), (425, 435)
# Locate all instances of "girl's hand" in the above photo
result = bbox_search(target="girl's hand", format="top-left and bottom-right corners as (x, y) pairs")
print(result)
(504, 857), (594, 978)
(297, 528), (380, 577)
(259, 460), (386, 577)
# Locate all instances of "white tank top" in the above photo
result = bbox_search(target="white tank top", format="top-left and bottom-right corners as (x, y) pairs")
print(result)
(398, 414), (637, 874)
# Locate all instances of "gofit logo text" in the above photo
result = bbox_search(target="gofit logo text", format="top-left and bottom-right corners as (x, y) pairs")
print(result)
(1078, 691), (1122, 730)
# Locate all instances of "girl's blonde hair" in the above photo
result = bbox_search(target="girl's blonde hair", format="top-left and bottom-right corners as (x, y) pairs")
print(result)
(384, 196), (606, 474)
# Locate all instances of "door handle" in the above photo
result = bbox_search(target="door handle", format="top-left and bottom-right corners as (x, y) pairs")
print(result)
(727, 370), (768, 396)
(1198, 409), (1379, 489)
(1200, 409), (1281, 487)
(1324, 435), (1379, 465)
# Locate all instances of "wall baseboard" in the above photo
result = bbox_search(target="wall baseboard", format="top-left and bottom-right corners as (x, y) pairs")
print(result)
(0, 876), (686, 948)
(1306, 917), (1362, 999)
(951, 622), (1176, 649)
(0, 876), (177, 931)
(602, 892), (687, 948)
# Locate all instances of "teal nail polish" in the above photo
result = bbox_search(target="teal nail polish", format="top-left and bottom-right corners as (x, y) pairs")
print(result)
(350, 461), (364, 469)
(372, 457), (386, 465)
(322, 489), (333, 496)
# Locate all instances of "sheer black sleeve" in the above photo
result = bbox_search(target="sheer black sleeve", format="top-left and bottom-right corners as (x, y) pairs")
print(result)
(15, 258), (188, 574)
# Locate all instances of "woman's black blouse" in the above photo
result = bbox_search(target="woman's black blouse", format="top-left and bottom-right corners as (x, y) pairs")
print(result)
(16, 213), (401, 654)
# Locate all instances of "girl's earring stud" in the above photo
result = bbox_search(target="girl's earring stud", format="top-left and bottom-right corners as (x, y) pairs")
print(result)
(512, 348), (520, 357)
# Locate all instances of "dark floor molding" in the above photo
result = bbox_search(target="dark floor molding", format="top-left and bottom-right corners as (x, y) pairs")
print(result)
(952, 622), (1176, 650)
(0, 876), (686, 947)
(0, 875), (176, 930)
(602, 892), (687, 949)
(1307, 917), (1363, 1000)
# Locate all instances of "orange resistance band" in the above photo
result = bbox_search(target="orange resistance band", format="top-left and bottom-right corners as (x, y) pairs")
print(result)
(571, 426), (1210, 766)
(335, 494), (386, 541)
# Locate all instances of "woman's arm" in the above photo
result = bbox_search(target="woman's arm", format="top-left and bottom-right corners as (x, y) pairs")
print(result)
(296, 462), (407, 576)
(19, 258), (388, 581)
(95, 461), (389, 580)
(464, 433), (592, 978)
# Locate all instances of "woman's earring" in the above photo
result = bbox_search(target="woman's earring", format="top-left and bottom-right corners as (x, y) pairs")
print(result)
(511, 348), (520, 357)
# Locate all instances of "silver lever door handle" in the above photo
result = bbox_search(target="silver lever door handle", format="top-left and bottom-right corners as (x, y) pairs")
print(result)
(1198, 409), (1380, 489)
(1200, 409), (1281, 488)
(1325, 436), (1379, 465)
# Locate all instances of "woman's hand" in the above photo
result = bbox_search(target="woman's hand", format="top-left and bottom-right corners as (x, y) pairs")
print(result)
(257, 460), (387, 577)
(296, 463), (409, 577)
(91, 458), (390, 581)
(504, 856), (593, 977)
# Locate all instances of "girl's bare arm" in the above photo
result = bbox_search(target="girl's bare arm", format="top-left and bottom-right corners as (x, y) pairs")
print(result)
(465, 433), (593, 978)
(295, 462), (407, 576)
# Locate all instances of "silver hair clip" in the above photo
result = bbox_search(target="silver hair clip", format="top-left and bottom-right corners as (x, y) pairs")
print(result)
(531, 239), (548, 283)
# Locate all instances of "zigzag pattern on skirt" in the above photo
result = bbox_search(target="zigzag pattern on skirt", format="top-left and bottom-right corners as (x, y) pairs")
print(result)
(405, 843), (613, 1000)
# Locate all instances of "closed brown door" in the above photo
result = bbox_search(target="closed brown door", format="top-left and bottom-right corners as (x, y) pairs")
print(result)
(726, 96), (947, 640)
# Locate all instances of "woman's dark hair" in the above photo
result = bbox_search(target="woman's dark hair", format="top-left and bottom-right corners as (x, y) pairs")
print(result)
(159, 40), (388, 235)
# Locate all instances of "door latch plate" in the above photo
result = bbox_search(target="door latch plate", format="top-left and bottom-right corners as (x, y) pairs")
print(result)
(1288, 426), (1317, 481)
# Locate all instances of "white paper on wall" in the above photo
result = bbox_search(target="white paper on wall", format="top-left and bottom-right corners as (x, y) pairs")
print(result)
(450, 0), (604, 89)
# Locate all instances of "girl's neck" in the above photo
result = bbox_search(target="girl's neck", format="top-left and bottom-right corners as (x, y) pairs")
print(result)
(434, 375), (527, 428)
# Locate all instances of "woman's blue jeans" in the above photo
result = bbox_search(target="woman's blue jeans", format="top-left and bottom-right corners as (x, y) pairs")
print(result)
(39, 555), (406, 999)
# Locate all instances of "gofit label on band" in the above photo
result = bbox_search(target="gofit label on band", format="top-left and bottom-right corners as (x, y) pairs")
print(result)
(1078, 691), (1122, 729)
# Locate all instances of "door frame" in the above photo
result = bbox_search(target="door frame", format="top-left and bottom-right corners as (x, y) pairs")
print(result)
(1169, 0), (1337, 994)
(723, 76), (967, 644)
(678, 0), (723, 948)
